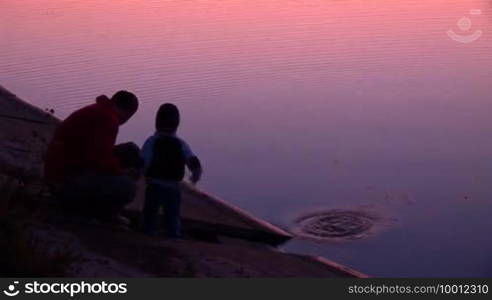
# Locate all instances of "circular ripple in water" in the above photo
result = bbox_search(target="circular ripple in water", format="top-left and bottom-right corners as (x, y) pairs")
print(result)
(293, 209), (379, 240)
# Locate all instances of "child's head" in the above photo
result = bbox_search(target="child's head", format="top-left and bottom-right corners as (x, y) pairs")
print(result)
(155, 103), (180, 133)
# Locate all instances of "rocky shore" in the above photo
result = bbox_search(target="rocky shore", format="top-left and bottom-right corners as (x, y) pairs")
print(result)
(0, 85), (366, 278)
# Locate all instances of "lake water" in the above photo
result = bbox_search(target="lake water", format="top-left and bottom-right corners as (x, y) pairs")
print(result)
(1, 0), (492, 277)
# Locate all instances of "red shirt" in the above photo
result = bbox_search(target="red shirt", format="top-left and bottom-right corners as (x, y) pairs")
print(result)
(44, 96), (122, 181)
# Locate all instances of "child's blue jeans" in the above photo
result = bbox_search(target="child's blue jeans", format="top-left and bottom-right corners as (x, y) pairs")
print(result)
(143, 183), (181, 238)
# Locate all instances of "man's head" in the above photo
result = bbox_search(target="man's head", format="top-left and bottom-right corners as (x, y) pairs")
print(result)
(111, 90), (139, 125)
(155, 103), (180, 133)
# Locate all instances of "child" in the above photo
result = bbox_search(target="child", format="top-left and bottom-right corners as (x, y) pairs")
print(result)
(141, 103), (202, 238)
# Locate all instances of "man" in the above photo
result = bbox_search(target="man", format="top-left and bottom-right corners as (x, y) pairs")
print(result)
(44, 91), (139, 224)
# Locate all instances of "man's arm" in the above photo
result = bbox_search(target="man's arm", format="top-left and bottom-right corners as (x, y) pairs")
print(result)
(88, 115), (122, 175)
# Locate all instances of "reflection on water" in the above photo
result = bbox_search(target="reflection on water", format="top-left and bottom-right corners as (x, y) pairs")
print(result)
(291, 208), (386, 240)
(1, 0), (492, 276)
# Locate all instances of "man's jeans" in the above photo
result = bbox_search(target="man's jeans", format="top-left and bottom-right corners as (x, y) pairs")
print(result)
(59, 173), (136, 218)
(143, 183), (181, 238)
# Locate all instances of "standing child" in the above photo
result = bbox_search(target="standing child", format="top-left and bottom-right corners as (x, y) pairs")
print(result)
(141, 103), (202, 238)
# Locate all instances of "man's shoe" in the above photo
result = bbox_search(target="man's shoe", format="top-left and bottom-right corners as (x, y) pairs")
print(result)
(113, 215), (131, 226)
(102, 214), (131, 227)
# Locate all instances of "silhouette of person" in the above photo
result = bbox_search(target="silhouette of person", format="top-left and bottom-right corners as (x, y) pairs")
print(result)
(44, 91), (139, 224)
(141, 103), (202, 238)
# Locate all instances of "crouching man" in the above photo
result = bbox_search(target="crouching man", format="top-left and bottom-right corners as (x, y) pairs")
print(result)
(44, 91), (140, 225)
